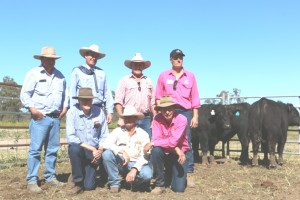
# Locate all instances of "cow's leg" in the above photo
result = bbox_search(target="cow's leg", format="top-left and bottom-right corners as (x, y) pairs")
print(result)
(209, 141), (217, 165)
(277, 133), (287, 166)
(261, 141), (269, 165)
(199, 133), (209, 166)
(251, 132), (260, 166)
(268, 141), (277, 168)
(237, 130), (249, 164)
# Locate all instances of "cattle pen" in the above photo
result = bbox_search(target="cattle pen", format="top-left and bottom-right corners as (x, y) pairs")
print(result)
(1, 82), (300, 167)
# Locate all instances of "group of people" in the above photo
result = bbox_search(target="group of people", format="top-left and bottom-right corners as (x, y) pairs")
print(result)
(20, 44), (200, 195)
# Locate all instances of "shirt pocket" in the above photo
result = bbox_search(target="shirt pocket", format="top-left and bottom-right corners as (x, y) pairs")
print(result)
(35, 81), (49, 95)
(181, 83), (192, 98)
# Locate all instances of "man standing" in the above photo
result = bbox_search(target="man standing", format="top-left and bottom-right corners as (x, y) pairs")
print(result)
(69, 44), (114, 123)
(66, 87), (109, 194)
(155, 49), (200, 187)
(102, 105), (152, 193)
(20, 46), (68, 193)
(144, 96), (188, 194)
(114, 53), (156, 137)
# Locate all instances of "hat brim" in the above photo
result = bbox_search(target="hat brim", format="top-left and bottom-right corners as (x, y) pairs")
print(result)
(80, 49), (105, 59)
(124, 60), (151, 70)
(120, 112), (145, 120)
(72, 96), (96, 99)
(155, 103), (179, 111)
(34, 55), (61, 60)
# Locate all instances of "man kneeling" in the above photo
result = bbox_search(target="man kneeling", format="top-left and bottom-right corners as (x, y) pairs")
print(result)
(102, 105), (152, 193)
(144, 96), (189, 194)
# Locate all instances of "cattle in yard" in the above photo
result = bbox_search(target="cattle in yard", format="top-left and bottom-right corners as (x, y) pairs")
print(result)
(192, 103), (251, 165)
(192, 104), (231, 165)
(248, 98), (300, 168)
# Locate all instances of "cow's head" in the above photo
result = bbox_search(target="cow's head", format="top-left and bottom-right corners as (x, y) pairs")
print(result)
(210, 104), (231, 130)
(287, 103), (300, 126)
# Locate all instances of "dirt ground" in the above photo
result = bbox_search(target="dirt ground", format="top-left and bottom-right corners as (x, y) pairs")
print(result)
(1, 155), (300, 200)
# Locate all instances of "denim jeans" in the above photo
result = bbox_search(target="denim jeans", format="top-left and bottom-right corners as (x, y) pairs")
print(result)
(175, 108), (194, 173)
(136, 115), (152, 138)
(27, 116), (60, 184)
(102, 150), (152, 188)
(152, 147), (187, 192)
(68, 143), (103, 190)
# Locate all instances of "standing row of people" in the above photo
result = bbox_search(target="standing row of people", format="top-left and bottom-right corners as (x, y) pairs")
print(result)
(20, 44), (200, 194)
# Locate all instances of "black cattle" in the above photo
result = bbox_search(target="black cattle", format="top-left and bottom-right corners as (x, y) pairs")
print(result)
(192, 103), (251, 165)
(248, 98), (300, 168)
(227, 103), (251, 164)
(192, 104), (231, 165)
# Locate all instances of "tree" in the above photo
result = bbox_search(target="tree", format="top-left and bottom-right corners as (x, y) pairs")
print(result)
(230, 88), (246, 104)
(0, 76), (22, 121)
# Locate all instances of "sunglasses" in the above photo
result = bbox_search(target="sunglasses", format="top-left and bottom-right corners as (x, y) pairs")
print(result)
(173, 80), (178, 90)
(172, 55), (183, 60)
(137, 82), (141, 91)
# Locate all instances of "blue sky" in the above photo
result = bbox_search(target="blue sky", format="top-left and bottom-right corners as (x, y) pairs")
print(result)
(1, 0), (299, 105)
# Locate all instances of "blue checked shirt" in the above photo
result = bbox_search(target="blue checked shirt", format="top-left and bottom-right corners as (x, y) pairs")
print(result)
(69, 64), (114, 114)
(20, 66), (68, 114)
(66, 104), (109, 147)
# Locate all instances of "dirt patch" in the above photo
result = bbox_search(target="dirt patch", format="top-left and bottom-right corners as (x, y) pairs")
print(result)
(1, 156), (300, 200)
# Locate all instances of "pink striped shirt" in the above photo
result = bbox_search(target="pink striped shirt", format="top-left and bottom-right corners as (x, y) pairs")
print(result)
(152, 112), (189, 154)
(114, 74), (155, 113)
(155, 68), (201, 110)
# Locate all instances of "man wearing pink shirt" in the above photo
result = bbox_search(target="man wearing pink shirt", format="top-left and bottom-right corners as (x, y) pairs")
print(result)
(155, 49), (200, 187)
(144, 96), (188, 194)
(115, 53), (156, 137)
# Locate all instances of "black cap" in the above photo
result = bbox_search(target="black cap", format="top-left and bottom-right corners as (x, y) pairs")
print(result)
(170, 49), (185, 58)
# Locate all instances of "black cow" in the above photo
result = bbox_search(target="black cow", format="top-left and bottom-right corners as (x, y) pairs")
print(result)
(192, 103), (251, 165)
(227, 103), (251, 164)
(248, 98), (300, 168)
(192, 104), (231, 165)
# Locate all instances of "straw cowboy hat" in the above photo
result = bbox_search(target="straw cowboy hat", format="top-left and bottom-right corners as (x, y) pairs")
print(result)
(72, 87), (96, 99)
(79, 44), (106, 59)
(156, 96), (178, 110)
(124, 53), (151, 70)
(33, 47), (61, 60)
(120, 105), (144, 120)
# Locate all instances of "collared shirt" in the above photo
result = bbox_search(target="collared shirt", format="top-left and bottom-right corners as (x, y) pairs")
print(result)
(114, 74), (155, 113)
(69, 64), (114, 114)
(103, 126), (150, 171)
(152, 112), (189, 154)
(66, 104), (109, 147)
(155, 68), (201, 110)
(20, 66), (68, 114)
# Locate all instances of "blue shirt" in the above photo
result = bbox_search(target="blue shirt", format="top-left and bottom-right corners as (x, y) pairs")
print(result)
(20, 66), (68, 114)
(66, 104), (109, 147)
(69, 64), (114, 114)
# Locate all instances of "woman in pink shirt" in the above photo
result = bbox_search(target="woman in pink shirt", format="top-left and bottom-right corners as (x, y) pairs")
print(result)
(144, 96), (188, 194)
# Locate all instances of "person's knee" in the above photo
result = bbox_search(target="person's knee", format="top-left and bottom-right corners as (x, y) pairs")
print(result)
(69, 143), (81, 155)
(102, 150), (114, 161)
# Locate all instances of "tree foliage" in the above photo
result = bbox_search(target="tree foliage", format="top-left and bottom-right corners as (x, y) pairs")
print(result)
(0, 76), (23, 121)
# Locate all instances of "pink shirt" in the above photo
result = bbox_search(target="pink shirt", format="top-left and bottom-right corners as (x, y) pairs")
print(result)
(155, 68), (201, 110)
(114, 74), (155, 113)
(152, 112), (189, 154)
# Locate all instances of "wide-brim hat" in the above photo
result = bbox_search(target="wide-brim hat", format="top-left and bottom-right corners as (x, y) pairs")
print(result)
(120, 105), (144, 120)
(72, 87), (96, 99)
(124, 53), (151, 70)
(155, 96), (178, 111)
(79, 44), (106, 60)
(34, 46), (61, 60)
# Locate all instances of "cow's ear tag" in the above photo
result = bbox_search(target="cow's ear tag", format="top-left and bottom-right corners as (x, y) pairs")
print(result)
(235, 111), (240, 116)
(211, 110), (215, 116)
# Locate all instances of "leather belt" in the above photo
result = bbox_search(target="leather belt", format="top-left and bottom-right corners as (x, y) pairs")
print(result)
(46, 112), (60, 118)
(143, 112), (151, 117)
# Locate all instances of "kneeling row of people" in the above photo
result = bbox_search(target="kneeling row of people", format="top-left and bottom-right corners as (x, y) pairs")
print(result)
(67, 88), (189, 194)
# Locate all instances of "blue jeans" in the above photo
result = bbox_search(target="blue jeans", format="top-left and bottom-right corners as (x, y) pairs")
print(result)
(27, 116), (60, 184)
(68, 143), (104, 190)
(136, 115), (152, 138)
(152, 147), (187, 192)
(102, 150), (152, 188)
(175, 108), (194, 173)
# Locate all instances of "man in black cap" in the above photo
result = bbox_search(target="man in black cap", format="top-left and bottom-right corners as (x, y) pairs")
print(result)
(155, 49), (201, 188)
